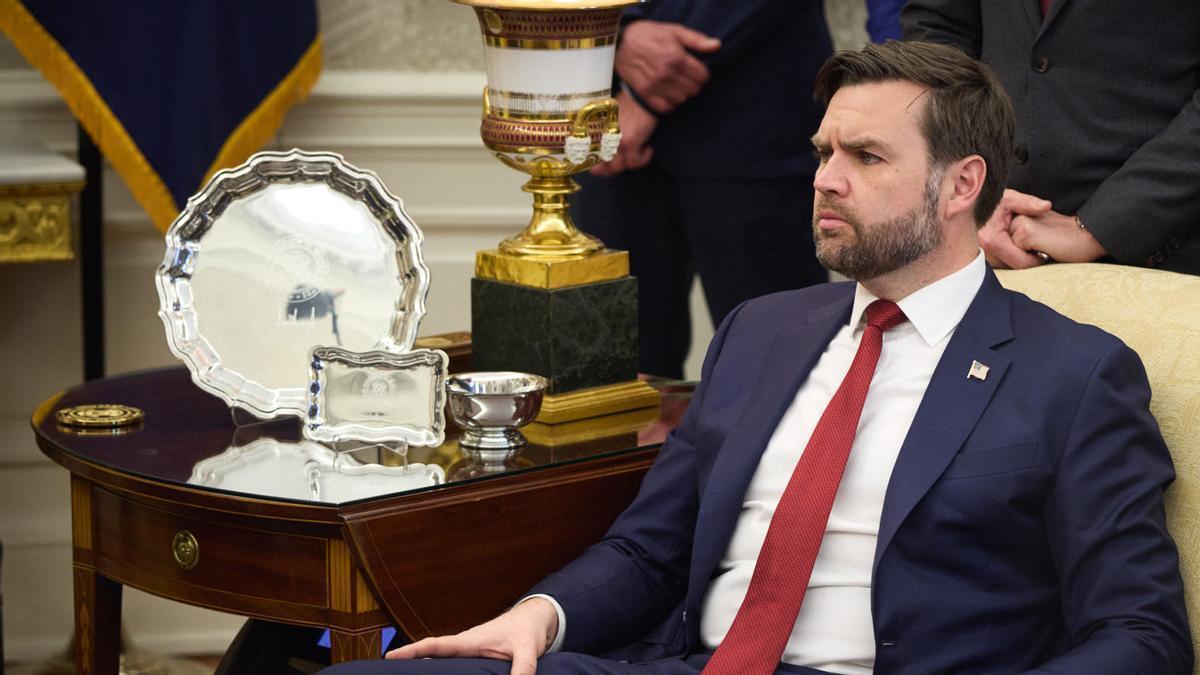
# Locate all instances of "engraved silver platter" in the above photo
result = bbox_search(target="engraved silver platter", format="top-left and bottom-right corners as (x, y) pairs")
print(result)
(305, 346), (449, 446)
(155, 149), (431, 419)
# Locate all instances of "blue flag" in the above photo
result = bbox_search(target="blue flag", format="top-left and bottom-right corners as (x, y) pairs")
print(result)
(0, 0), (321, 230)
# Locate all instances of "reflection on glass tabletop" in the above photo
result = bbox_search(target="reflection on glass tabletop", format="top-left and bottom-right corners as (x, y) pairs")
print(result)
(33, 367), (687, 506)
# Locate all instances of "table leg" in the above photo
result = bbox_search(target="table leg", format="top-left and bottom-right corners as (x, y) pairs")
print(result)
(73, 564), (122, 675)
(329, 629), (382, 664)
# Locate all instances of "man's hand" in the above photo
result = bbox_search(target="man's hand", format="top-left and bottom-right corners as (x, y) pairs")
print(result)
(385, 597), (559, 675)
(1010, 210), (1108, 263)
(591, 90), (657, 176)
(615, 20), (720, 114)
(978, 189), (1053, 269)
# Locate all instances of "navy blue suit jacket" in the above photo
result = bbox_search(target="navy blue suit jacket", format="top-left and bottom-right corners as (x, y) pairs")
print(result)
(619, 0), (832, 179)
(531, 269), (1192, 673)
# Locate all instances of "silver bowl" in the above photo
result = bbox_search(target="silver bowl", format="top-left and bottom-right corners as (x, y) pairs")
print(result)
(446, 371), (547, 451)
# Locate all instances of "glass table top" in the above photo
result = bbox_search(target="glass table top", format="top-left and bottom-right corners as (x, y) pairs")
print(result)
(33, 366), (685, 507)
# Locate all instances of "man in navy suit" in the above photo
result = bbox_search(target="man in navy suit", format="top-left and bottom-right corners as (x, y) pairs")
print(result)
(321, 41), (1190, 675)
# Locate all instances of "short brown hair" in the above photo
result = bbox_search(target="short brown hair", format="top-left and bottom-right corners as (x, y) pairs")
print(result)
(814, 40), (1014, 226)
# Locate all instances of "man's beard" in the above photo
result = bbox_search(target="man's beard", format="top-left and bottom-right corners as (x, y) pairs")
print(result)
(813, 169), (944, 281)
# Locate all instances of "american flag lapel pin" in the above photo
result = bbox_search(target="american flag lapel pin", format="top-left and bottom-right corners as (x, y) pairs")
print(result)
(968, 360), (990, 381)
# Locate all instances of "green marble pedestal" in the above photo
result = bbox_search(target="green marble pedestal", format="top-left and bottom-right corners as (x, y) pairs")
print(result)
(471, 276), (638, 395)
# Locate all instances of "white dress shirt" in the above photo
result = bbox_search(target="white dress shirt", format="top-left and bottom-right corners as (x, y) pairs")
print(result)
(536, 251), (986, 665)
(699, 251), (986, 673)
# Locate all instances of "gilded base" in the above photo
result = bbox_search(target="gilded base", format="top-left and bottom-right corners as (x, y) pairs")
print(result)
(498, 230), (605, 258)
(476, 247), (629, 289)
(535, 379), (660, 425)
(523, 405), (658, 446)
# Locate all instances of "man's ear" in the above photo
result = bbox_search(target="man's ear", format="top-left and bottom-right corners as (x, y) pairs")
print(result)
(943, 155), (986, 221)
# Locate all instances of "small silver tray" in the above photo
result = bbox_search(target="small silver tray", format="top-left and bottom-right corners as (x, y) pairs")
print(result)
(156, 149), (430, 419)
(304, 346), (449, 446)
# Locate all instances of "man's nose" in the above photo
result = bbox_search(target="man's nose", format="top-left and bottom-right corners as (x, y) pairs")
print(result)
(813, 156), (848, 196)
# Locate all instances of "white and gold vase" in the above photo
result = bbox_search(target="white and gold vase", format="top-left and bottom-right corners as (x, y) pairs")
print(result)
(455, 0), (638, 258)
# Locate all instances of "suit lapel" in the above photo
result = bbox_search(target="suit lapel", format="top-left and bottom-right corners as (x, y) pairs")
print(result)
(1020, 0), (1043, 32)
(685, 289), (853, 624)
(1036, 0), (1068, 39)
(1041, 0), (1070, 32)
(872, 270), (1014, 573)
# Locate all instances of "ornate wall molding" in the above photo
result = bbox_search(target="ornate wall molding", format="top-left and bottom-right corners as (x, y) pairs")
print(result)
(319, 0), (484, 72)
(1, 1), (869, 73)
(0, 0), (870, 74)
(825, 0), (870, 51)
(314, 0), (868, 72)
(0, 191), (73, 262)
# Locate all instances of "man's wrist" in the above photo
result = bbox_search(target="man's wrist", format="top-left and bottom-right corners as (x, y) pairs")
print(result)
(620, 82), (660, 118)
(517, 594), (565, 653)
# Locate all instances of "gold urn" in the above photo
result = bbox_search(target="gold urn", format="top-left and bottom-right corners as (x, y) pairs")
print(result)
(454, 0), (639, 259)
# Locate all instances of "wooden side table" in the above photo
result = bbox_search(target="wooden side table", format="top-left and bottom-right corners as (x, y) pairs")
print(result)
(33, 367), (668, 674)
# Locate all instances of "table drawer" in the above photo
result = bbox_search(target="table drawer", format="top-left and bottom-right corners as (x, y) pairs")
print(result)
(89, 486), (330, 608)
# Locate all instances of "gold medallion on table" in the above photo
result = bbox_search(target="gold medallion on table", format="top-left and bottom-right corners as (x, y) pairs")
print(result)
(55, 403), (145, 430)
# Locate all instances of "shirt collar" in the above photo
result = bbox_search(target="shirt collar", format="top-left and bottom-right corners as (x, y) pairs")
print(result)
(847, 250), (987, 346)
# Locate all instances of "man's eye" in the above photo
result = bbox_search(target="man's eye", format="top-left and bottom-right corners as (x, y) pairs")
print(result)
(860, 152), (881, 165)
(813, 149), (831, 163)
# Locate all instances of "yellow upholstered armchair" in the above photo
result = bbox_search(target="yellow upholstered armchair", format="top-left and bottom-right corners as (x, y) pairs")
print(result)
(996, 263), (1200, 669)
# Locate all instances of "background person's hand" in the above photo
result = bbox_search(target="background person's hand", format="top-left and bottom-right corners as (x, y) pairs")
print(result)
(978, 189), (1052, 269)
(1010, 210), (1107, 263)
(590, 90), (657, 176)
(385, 597), (559, 675)
(614, 20), (720, 114)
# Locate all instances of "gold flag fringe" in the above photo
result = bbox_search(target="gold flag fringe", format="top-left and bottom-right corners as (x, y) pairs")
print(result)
(202, 36), (323, 197)
(0, 0), (322, 232)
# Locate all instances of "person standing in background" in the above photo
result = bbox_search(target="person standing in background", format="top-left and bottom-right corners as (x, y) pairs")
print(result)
(572, 1), (905, 380)
(902, 1), (1200, 274)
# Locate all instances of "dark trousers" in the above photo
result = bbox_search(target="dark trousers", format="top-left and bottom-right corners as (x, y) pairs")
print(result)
(572, 165), (825, 379)
(317, 651), (834, 674)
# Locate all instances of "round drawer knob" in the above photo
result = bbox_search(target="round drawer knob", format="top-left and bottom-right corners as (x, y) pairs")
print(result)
(172, 530), (199, 570)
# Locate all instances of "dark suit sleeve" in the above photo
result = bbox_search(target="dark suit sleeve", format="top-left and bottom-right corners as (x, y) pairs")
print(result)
(902, 2), (1200, 269)
(866, 0), (906, 43)
(1023, 342), (1192, 674)
(899, 0), (982, 57)
(1075, 89), (1200, 268)
(527, 300), (749, 655)
(622, 0), (810, 75)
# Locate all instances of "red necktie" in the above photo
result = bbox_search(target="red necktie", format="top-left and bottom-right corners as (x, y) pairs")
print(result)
(1041, 0), (1052, 15)
(703, 299), (908, 675)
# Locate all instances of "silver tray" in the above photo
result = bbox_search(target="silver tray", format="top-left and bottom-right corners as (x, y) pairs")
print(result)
(304, 346), (449, 446)
(155, 149), (431, 419)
